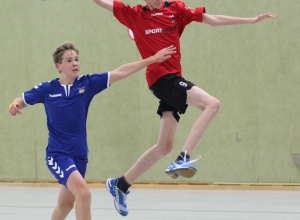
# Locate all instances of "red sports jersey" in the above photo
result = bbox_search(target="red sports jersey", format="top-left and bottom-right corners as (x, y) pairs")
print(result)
(113, 0), (205, 87)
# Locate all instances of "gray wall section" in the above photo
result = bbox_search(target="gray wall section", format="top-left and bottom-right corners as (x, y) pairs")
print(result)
(0, 0), (299, 183)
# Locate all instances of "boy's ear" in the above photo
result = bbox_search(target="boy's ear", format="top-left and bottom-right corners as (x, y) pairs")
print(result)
(55, 63), (61, 72)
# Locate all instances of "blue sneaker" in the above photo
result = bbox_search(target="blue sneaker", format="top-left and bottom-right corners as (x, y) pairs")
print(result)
(165, 151), (201, 178)
(106, 178), (130, 216)
(165, 163), (180, 179)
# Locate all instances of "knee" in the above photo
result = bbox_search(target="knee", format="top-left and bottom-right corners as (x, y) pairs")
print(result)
(77, 188), (91, 203)
(157, 143), (173, 156)
(164, 145), (173, 155)
(58, 200), (74, 213)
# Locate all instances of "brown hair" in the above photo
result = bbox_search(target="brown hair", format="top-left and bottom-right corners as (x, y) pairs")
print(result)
(52, 41), (79, 64)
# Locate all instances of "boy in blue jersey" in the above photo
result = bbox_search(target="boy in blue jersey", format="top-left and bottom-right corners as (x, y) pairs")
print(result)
(8, 41), (176, 220)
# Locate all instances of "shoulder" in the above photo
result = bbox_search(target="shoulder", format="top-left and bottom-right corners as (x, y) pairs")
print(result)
(114, 1), (143, 11)
(161, 1), (186, 13)
(32, 80), (55, 90)
(79, 73), (109, 82)
(76, 75), (86, 82)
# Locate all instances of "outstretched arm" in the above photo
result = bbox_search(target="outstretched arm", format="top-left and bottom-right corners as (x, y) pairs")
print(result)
(109, 46), (176, 84)
(93, 0), (113, 12)
(202, 13), (277, 26)
(8, 97), (27, 116)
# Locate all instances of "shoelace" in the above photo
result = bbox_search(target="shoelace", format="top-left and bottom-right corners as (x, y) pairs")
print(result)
(115, 186), (129, 206)
(181, 150), (201, 163)
(122, 192), (127, 206)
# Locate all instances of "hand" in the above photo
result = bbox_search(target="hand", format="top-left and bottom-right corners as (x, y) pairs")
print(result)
(153, 45), (176, 63)
(250, 13), (278, 23)
(8, 101), (22, 116)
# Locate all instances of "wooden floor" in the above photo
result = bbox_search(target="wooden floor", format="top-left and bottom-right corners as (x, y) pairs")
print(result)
(1, 181), (300, 220)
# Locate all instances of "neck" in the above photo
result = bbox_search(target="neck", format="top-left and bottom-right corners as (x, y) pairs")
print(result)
(59, 77), (75, 85)
(147, 2), (162, 10)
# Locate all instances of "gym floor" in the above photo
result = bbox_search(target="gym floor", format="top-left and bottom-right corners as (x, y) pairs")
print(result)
(1, 183), (300, 220)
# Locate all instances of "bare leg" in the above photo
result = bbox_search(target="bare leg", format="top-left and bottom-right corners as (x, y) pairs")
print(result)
(124, 111), (178, 185)
(124, 86), (219, 184)
(51, 186), (75, 220)
(183, 86), (220, 155)
(66, 171), (91, 220)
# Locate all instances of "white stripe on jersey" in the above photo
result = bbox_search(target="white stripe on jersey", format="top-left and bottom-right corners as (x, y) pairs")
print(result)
(61, 84), (73, 97)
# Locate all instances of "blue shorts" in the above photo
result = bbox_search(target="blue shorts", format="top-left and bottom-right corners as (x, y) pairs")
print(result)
(45, 153), (88, 187)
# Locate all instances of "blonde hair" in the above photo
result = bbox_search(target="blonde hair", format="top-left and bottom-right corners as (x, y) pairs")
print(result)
(52, 41), (79, 64)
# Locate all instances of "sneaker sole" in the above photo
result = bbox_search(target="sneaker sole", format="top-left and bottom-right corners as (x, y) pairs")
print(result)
(175, 168), (197, 178)
(165, 171), (179, 179)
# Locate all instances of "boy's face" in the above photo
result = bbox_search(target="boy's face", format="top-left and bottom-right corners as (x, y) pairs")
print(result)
(145, 0), (163, 10)
(56, 50), (80, 78)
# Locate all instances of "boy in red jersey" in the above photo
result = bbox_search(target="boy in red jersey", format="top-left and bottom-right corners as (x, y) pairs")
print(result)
(93, 0), (277, 216)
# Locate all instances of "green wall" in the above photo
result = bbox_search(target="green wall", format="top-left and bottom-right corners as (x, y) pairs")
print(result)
(1, 0), (299, 183)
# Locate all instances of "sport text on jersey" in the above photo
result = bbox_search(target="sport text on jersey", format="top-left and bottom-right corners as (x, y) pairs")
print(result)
(145, 26), (177, 35)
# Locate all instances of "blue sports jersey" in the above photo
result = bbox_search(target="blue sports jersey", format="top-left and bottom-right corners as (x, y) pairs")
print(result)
(23, 72), (110, 156)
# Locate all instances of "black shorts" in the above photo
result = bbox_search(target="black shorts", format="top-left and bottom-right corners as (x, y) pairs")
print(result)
(149, 74), (195, 122)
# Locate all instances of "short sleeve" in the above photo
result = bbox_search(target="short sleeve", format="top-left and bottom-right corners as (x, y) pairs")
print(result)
(113, 0), (138, 29)
(177, 2), (205, 24)
(89, 72), (110, 94)
(23, 82), (49, 106)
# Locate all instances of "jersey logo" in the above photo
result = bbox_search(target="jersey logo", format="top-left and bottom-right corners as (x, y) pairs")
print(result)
(151, 12), (163, 16)
(78, 86), (85, 94)
(47, 157), (64, 178)
(49, 93), (62, 98)
(169, 15), (175, 23)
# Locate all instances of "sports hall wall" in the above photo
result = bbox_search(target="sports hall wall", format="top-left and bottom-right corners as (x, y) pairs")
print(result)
(1, 0), (299, 184)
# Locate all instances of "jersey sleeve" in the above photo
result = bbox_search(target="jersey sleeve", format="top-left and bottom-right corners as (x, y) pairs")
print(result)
(89, 72), (110, 94)
(177, 1), (205, 24)
(23, 82), (49, 106)
(113, 0), (138, 29)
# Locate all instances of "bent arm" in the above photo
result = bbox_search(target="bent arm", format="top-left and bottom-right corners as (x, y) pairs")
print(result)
(93, 0), (114, 12)
(202, 13), (277, 26)
(8, 97), (28, 116)
(109, 46), (176, 84)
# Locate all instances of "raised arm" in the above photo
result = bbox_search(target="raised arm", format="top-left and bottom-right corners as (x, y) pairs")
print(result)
(8, 97), (27, 116)
(93, 0), (114, 12)
(202, 13), (277, 26)
(109, 46), (176, 84)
